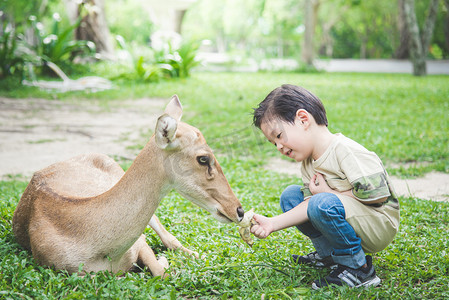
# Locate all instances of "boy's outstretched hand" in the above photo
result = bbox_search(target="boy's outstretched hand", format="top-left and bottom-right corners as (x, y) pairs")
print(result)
(250, 214), (274, 239)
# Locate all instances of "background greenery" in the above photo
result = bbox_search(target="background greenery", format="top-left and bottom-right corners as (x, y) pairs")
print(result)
(2, 0), (449, 80)
(182, 0), (449, 59)
(1, 71), (448, 298)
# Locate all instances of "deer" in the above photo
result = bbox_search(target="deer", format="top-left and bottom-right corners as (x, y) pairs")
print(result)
(12, 95), (245, 278)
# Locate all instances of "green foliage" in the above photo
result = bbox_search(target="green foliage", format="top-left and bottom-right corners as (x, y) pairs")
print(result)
(0, 22), (24, 78)
(432, 1), (449, 58)
(106, 0), (154, 45)
(0, 11), (95, 80)
(27, 13), (95, 67)
(0, 0), (43, 29)
(183, 0), (449, 59)
(329, 1), (397, 59)
(161, 40), (201, 78)
(112, 38), (201, 82)
(134, 55), (167, 82)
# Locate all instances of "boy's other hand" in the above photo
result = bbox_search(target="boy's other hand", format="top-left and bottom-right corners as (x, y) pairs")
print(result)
(250, 214), (274, 239)
(309, 173), (333, 195)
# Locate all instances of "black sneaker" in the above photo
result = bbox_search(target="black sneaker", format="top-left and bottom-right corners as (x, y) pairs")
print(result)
(291, 251), (337, 268)
(311, 255), (381, 289)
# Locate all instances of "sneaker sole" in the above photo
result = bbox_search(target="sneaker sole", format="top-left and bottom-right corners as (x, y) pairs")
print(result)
(294, 263), (338, 270)
(356, 275), (381, 288)
(311, 275), (381, 290)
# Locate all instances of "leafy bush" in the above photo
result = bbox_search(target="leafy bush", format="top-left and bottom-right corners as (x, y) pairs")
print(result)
(162, 40), (201, 78)
(106, 0), (154, 45)
(0, 22), (26, 78)
(140, 39), (201, 80)
(113, 36), (201, 82)
(27, 13), (95, 67)
(134, 55), (170, 82)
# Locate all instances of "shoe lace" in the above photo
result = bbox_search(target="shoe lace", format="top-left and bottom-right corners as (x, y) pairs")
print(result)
(307, 251), (321, 261)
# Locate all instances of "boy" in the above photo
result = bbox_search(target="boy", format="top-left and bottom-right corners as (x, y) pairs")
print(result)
(251, 84), (400, 289)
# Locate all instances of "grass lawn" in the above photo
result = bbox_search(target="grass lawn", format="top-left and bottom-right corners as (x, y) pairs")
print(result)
(1, 71), (449, 299)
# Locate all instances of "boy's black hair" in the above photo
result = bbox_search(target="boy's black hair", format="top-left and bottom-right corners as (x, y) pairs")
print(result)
(253, 84), (328, 128)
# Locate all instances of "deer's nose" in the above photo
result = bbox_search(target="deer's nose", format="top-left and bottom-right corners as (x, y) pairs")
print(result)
(237, 207), (245, 221)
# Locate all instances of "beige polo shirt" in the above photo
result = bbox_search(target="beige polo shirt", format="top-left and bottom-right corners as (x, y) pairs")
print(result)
(299, 133), (400, 253)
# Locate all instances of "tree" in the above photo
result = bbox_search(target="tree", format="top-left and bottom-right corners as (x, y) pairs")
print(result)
(64, 0), (113, 57)
(403, 0), (440, 76)
(395, 0), (410, 58)
(301, 0), (320, 65)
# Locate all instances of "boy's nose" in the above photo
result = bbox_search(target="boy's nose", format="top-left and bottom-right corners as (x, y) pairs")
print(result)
(276, 143), (283, 151)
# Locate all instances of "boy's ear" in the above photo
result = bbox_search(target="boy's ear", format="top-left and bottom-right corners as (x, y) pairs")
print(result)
(296, 109), (310, 125)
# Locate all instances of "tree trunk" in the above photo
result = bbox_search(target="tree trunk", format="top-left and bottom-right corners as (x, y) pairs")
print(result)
(404, 0), (425, 75)
(301, 0), (320, 65)
(395, 0), (410, 59)
(71, 0), (114, 56)
(444, 1), (449, 53)
(174, 9), (187, 34)
(403, 0), (439, 76)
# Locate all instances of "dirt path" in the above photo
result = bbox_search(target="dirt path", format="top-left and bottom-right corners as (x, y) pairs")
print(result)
(265, 158), (449, 202)
(0, 97), (165, 178)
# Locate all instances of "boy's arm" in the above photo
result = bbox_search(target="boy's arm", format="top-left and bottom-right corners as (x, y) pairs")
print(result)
(334, 189), (387, 204)
(251, 200), (309, 239)
(337, 149), (392, 204)
(350, 173), (390, 204)
(310, 173), (388, 204)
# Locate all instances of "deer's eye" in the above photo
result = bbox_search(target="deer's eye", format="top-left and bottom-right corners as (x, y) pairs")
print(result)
(197, 156), (210, 165)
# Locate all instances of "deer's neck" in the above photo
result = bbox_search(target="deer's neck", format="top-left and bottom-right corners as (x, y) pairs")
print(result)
(95, 140), (171, 256)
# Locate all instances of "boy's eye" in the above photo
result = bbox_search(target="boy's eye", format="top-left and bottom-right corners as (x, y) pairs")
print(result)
(276, 133), (281, 139)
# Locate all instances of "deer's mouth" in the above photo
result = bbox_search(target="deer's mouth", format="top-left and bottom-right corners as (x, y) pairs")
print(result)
(216, 210), (233, 223)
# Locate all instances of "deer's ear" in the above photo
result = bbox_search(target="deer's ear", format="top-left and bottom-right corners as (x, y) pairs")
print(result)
(164, 95), (183, 121)
(155, 114), (179, 149)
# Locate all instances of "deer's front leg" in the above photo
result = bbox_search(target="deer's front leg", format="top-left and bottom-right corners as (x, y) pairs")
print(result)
(135, 235), (169, 278)
(149, 215), (199, 259)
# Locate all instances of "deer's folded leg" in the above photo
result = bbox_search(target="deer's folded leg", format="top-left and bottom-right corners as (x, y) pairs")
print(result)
(149, 215), (200, 259)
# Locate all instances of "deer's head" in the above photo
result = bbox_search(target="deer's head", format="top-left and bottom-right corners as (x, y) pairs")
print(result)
(155, 95), (244, 224)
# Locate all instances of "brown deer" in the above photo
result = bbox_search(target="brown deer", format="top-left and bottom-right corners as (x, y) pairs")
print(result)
(13, 95), (245, 277)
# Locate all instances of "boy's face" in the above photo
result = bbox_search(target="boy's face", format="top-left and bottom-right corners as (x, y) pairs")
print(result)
(260, 116), (314, 162)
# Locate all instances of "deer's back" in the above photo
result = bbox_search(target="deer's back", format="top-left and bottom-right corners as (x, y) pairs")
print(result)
(13, 153), (125, 250)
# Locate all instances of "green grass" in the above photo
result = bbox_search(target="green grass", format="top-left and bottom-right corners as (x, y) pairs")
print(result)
(1, 70), (449, 298)
(2, 70), (447, 175)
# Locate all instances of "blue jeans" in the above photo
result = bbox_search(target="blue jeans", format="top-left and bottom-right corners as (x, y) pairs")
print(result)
(280, 185), (366, 269)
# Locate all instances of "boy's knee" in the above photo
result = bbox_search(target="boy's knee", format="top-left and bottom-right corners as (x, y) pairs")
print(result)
(280, 185), (303, 213)
(307, 193), (343, 219)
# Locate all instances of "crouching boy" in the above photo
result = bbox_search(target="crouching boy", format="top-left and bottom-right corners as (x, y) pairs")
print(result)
(251, 84), (400, 289)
